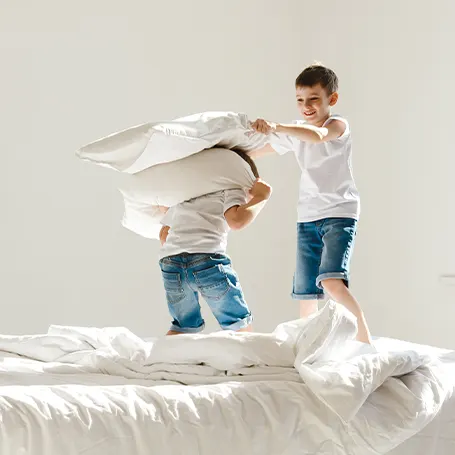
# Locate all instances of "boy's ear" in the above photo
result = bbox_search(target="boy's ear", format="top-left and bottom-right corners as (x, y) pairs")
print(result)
(329, 92), (339, 106)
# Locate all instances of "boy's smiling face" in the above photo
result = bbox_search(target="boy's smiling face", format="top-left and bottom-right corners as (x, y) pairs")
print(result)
(296, 83), (338, 127)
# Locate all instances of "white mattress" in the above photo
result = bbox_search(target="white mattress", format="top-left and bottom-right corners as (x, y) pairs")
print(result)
(0, 304), (454, 455)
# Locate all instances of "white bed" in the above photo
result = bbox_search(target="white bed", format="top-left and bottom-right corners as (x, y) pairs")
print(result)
(376, 337), (455, 455)
(0, 302), (454, 455)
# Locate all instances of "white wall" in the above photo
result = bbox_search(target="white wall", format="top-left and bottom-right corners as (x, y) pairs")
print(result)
(1, 1), (454, 347)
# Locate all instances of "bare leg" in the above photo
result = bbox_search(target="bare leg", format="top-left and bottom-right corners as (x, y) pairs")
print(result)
(166, 330), (183, 336)
(321, 278), (372, 344)
(299, 300), (319, 318)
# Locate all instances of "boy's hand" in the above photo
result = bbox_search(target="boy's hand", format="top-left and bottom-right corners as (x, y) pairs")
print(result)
(251, 118), (277, 135)
(249, 178), (272, 200)
(159, 225), (170, 245)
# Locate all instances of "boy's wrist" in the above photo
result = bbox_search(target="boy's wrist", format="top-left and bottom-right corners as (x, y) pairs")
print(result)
(275, 123), (285, 133)
(249, 193), (271, 204)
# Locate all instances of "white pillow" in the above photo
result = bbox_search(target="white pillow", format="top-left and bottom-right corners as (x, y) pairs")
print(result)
(76, 111), (268, 174)
(119, 148), (256, 239)
(121, 197), (163, 240)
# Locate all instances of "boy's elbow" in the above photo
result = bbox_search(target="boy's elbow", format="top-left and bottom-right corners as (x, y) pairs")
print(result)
(227, 218), (248, 231)
(226, 211), (251, 230)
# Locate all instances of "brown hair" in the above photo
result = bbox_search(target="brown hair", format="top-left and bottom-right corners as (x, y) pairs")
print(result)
(231, 149), (259, 179)
(295, 63), (339, 95)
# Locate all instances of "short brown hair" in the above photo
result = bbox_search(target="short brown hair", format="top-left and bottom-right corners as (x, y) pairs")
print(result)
(295, 63), (338, 94)
(231, 149), (259, 179)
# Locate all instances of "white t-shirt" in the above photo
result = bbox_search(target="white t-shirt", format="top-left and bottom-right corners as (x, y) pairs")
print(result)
(270, 115), (360, 222)
(159, 189), (247, 259)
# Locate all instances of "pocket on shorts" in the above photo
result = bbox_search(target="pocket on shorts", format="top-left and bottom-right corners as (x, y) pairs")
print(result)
(161, 271), (185, 304)
(194, 265), (230, 301)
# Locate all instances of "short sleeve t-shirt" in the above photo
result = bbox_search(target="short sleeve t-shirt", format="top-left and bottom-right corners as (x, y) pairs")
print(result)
(159, 189), (247, 259)
(270, 115), (360, 222)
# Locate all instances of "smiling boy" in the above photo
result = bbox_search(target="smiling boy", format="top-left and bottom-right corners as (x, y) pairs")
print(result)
(251, 63), (371, 344)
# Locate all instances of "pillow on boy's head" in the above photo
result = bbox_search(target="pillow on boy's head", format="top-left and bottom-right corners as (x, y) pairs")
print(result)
(119, 147), (256, 239)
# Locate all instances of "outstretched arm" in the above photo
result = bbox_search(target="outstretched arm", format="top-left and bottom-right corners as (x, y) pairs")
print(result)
(252, 118), (346, 144)
(224, 179), (272, 230)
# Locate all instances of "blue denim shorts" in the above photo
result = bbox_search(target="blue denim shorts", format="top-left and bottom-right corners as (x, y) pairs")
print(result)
(159, 253), (252, 333)
(292, 217), (357, 300)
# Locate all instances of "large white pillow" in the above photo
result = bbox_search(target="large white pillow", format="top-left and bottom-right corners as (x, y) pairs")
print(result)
(76, 111), (268, 174)
(119, 148), (256, 239)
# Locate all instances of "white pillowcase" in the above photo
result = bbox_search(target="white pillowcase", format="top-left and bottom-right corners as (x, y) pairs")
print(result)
(76, 111), (269, 174)
(119, 148), (256, 239)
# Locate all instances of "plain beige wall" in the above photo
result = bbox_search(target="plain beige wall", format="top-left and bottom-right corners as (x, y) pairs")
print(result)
(1, 0), (454, 347)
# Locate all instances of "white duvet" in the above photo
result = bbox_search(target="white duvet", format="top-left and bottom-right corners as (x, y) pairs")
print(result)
(0, 302), (452, 455)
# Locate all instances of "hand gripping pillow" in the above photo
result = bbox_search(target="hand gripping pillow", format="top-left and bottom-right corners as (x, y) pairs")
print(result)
(76, 111), (268, 174)
(119, 148), (256, 239)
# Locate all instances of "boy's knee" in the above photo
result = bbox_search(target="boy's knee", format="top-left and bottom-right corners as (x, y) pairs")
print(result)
(320, 278), (346, 293)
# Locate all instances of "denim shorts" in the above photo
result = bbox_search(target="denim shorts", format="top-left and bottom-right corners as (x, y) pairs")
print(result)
(292, 217), (357, 300)
(159, 253), (252, 333)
